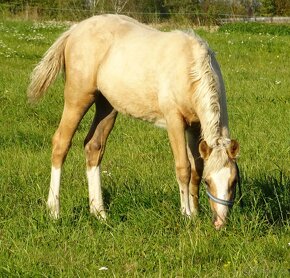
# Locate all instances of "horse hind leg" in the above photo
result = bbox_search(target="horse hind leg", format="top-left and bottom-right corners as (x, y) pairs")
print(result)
(47, 87), (95, 219)
(84, 93), (117, 220)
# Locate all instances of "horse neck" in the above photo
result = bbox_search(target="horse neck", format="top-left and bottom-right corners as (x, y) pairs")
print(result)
(191, 50), (230, 147)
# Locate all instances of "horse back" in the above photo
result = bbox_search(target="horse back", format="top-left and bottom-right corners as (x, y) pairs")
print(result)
(64, 15), (208, 125)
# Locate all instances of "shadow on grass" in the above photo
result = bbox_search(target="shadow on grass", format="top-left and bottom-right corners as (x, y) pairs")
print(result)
(65, 170), (289, 228)
(241, 172), (289, 225)
(101, 177), (183, 223)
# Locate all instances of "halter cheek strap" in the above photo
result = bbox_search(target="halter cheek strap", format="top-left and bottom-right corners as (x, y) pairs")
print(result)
(206, 188), (234, 207)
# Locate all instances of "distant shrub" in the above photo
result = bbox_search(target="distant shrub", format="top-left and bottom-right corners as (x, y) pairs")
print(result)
(219, 22), (290, 35)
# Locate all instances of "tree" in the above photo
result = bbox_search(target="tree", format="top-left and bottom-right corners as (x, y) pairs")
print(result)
(110, 0), (129, 13)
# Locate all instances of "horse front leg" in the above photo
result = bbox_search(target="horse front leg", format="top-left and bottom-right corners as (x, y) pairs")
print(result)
(186, 124), (204, 217)
(166, 112), (191, 216)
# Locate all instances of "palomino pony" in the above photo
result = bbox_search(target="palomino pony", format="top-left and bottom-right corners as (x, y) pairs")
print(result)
(28, 14), (240, 229)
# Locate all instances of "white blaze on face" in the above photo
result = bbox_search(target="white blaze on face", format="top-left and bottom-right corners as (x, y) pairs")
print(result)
(210, 167), (231, 226)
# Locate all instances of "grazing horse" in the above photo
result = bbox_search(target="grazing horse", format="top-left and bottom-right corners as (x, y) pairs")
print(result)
(28, 14), (240, 229)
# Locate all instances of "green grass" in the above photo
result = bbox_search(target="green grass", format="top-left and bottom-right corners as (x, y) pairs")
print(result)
(219, 22), (290, 36)
(0, 19), (289, 277)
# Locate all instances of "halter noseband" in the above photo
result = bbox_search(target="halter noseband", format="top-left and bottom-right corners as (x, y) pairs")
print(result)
(206, 188), (234, 207)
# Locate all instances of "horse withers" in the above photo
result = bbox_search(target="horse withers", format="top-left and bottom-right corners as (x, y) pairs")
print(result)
(27, 14), (240, 229)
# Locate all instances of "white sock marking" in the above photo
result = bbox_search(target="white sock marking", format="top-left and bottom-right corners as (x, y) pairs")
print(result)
(86, 166), (106, 219)
(47, 166), (61, 219)
(179, 184), (191, 217)
(189, 194), (198, 217)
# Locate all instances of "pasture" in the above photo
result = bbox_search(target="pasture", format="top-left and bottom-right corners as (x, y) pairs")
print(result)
(0, 19), (289, 276)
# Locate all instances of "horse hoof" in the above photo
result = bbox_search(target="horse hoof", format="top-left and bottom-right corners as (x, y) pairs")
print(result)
(48, 208), (59, 220)
(90, 207), (107, 221)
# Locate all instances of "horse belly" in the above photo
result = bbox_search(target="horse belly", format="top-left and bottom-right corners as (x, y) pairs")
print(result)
(108, 91), (164, 124)
(98, 71), (165, 125)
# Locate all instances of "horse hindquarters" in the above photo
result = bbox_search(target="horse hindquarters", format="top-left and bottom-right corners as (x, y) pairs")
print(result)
(47, 26), (115, 218)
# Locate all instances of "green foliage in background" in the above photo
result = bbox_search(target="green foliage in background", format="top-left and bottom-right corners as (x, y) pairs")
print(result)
(0, 0), (289, 22)
(0, 19), (289, 276)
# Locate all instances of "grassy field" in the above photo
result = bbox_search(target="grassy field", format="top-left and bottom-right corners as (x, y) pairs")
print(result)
(0, 19), (289, 277)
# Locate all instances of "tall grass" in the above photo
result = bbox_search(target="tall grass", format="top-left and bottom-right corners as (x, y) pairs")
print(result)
(0, 19), (289, 276)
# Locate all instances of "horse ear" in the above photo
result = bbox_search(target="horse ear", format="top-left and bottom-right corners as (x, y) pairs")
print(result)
(199, 140), (212, 160)
(227, 139), (240, 159)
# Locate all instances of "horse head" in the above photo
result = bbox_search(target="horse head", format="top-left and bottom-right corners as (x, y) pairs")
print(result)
(199, 138), (240, 229)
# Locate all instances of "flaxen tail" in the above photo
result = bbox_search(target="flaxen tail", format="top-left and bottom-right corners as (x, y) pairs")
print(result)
(27, 26), (75, 103)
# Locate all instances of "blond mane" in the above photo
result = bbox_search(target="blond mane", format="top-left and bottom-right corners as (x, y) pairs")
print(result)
(188, 31), (231, 175)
